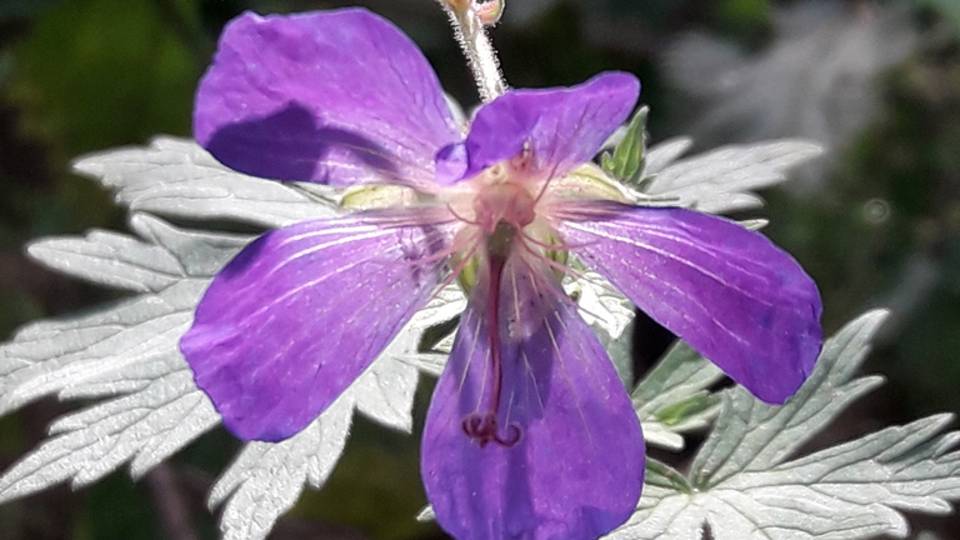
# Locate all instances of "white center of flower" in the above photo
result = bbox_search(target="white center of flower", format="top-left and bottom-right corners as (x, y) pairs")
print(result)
(471, 180), (537, 233)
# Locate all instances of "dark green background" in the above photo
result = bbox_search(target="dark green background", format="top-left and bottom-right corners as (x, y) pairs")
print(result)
(1, 0), (958, 538)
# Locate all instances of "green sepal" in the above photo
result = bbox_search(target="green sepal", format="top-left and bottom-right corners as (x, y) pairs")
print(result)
(602, 105), (649, 186)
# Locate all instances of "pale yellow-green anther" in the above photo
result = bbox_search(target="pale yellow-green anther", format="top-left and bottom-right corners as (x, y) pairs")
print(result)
(339, 184), (420, 210)
(550, 164), (634, 204)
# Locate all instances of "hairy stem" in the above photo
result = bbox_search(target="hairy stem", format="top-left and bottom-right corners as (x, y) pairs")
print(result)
(438, 1), (507, 102)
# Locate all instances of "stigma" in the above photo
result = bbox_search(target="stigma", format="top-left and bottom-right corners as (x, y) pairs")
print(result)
(462, 412), (522, 448)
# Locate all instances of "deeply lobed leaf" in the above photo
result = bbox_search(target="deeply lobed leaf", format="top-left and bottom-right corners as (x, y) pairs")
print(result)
(611, 310), (960, 540)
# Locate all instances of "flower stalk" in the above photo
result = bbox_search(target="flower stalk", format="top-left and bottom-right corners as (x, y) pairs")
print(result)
(438, 0), (507, 102)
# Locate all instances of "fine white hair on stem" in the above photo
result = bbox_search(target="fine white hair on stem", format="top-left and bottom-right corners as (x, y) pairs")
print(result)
(437, 0), (507, 102)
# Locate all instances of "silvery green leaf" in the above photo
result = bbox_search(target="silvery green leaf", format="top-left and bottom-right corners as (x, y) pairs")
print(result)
(643, 138), (694, 177)
(206, 339), (420, 540)
(209, 397), (354, 540)
(631, 341), (723, 451)
(642, 140), (823, 213)
(740, 218), (769, 231)
(386, 284), (466, 378)
(690, 311), (887, 484)
(352, 341), (420, 432)
(0, 214), (242, 416)
(599, 322), (635, 388)
(0, 369), (218, 502)
(612, 310), (960, 539)
(209, 353), (421, 540)
(72, 137), (339, 229)
(416, 505), (436, 523)
(565, 271), (635, 341)
(406, 284), (467, 334)
(561, 269), (636, 386)
(401, 351), (448, 378)
(26, 229), (187, 293)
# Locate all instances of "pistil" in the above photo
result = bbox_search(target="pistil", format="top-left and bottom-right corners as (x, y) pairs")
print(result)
(461, 222), (523, 448)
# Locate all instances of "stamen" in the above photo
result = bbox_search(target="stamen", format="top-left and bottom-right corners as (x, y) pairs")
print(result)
(446, 203), (481, 226)
(532, 160), (563, 205)
(519, 230), (596, 252)
(516, 240), (579, 279)
(423, 233), (482, 304)
(515, 240), (628, 326)
(523, 240), (619, 321)
(517, 237), (600, 286)
(413, 245), (459, 265)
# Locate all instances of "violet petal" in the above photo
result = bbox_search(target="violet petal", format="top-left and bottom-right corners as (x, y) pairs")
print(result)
(194, 9), (460, 189)
(421, 251), (644, 539)
(435, 72), (640, 184)
(180, 209), (455, 441)
(557, 201), (823, 404)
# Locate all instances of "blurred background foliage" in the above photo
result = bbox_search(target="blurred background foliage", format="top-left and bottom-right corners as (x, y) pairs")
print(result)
(0, 0), (958, 538)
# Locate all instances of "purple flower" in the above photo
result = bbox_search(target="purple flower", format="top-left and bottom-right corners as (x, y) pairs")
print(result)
(180, 8), (823, 539)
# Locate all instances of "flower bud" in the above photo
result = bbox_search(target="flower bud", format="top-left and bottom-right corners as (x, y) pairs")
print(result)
(441, 0), (504, 26)
(476, 0), (505, 26)
(441, 0), (471, 14)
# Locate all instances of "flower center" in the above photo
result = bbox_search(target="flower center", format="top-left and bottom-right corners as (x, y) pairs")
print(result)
(444, 163), (572, 293)
(471, 179), (537, 234)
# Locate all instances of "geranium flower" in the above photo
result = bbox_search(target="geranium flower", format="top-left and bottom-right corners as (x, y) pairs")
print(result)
(180, 8), (823, 539)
